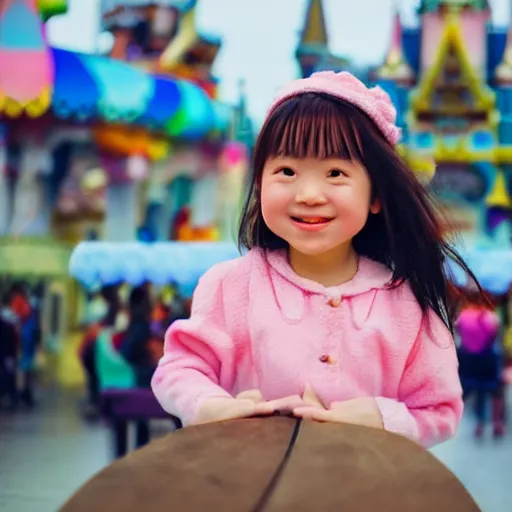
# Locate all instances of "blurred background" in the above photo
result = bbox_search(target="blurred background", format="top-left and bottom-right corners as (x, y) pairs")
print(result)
(1, 0), (512, 510)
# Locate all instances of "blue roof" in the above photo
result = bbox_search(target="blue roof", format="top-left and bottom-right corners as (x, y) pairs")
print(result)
(487, 29), (508, 79)
(402, 28), (421, 75)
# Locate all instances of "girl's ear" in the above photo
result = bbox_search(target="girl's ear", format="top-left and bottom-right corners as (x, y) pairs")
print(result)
(370, 198), (381, 214)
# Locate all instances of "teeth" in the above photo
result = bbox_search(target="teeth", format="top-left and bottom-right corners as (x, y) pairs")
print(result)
(294, 217), (330, 224)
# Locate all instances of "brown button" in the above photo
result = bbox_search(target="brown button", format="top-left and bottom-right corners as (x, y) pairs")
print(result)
(319, 354), (335, 365)
(328, 296), (342, 307)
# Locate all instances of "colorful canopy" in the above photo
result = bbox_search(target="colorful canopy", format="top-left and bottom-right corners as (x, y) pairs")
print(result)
(0, 0), (227, 140)
(52, 48), (100, 120)
(69, 241), (240, 293)
(3, 46), (225, 139)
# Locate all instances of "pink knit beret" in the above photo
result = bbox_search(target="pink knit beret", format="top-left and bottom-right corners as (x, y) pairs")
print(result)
(265, 71), (402, 146)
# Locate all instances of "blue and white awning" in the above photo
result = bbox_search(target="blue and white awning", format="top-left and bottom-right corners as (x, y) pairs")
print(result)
(446, 247), (512, 295)
(69, 241), (240, 292)
(69, 241), (512, 297)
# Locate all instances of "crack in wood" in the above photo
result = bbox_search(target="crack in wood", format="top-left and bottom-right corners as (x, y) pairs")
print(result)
(251, 419), (302, 512)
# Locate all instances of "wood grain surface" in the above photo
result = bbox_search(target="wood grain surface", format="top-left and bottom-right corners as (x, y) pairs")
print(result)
(60, 417), (481, 512)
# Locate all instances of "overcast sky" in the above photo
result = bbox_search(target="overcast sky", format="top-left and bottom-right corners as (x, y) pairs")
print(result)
(47, 0), (512, 125)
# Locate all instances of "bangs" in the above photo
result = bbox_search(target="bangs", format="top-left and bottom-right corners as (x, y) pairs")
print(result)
(263, 93), (365, 161)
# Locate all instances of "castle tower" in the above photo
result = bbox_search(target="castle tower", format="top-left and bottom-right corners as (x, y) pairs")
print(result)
(376, 5), (414, 86)
(418, 0), (490, 78)
(295, 0), (348, 78)
(295, 0), (328, 78)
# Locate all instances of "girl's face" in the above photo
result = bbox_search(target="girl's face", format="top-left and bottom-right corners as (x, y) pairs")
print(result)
(261, 157), (378, 258)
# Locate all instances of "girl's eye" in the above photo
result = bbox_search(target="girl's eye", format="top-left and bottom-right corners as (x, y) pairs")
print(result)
(279, 167), (295, 177)
(328, 169), (345, 178)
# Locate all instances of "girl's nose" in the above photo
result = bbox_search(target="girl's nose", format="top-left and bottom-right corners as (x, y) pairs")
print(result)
(295, 182), (327, 205)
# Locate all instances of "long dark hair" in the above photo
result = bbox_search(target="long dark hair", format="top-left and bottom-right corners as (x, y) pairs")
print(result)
(238, 92), (483, 332)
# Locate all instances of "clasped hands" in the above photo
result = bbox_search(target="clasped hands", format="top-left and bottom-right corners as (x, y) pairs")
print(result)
(193, 385), (384, 429)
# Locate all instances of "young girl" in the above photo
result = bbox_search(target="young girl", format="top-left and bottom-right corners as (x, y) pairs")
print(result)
(152, 71), (480, 448)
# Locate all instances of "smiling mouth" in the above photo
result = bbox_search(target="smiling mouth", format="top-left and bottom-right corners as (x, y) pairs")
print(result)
(290, 216), (333, 224)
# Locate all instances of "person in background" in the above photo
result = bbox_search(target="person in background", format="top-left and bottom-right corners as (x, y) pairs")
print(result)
(119, 284), (154, 387)
(0, 294), (19, 410)
(9, 282), (38, 407)
(78, 288), (109, 415)
(456, 300), (506, 438)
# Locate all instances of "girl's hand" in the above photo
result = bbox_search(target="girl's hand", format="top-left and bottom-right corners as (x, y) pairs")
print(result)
(192, 389), (310, 425)
(192, 394), (276, 425)
(238, 389), (308, 416)
(294, 396), (384, 430)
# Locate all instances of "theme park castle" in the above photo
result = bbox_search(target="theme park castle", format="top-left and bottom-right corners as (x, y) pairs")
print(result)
(297, 0), (512, 241)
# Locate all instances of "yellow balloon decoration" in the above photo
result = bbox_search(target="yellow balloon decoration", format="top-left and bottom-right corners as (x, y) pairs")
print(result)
(1, 87), (52, 119)
(92, 124), (170, 161)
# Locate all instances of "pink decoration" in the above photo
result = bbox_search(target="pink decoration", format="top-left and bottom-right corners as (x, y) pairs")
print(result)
(390, 11), (403, 55)
(220, 141), (248, 168)
(459, 11), (489, 71)
(0, 49), (53, 104)
(126, 153), (149, 181)
(0, 0), (54, 113)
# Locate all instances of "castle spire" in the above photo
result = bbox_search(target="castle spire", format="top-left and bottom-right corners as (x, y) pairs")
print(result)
(299, 0), (328, 47)
(376, 4), (414, 84)
(495, 7), (512, 84)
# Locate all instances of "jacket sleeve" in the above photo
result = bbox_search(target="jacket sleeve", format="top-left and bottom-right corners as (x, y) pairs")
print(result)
(151, 265), (238, 425)
(374, 310), (464, 448)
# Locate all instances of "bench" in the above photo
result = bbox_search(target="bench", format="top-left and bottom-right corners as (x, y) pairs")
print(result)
(100, 388), (182, 458)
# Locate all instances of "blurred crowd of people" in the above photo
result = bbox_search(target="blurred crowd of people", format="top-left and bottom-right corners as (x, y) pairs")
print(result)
(0, 281), (44, 410)
(78, 281), (191, 418)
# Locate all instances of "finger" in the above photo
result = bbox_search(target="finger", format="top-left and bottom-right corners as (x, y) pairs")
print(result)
(293, 407), (336, 422)
(302, 384), (326, 409)
(217, 400), (263, 422)
(265, 395), (306, 414)
(236, 389), (265, 403)
(195, 400), (261, 425)
(253, 401), (279, 416)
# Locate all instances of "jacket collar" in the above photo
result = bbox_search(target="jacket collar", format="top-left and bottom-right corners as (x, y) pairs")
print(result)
(264, 249), (392, 298)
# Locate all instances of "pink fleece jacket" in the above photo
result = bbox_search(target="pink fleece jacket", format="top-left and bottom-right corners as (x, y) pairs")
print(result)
(152, 249), (463, 448)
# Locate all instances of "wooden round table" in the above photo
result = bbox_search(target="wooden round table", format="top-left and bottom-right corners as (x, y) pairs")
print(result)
(60, 418), (480, 511)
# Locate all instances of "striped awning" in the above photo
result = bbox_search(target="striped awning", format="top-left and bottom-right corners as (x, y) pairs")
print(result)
(135, 74), (181, 130)
(52, 48), (100, 120)
(2, 46), (222, 139)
